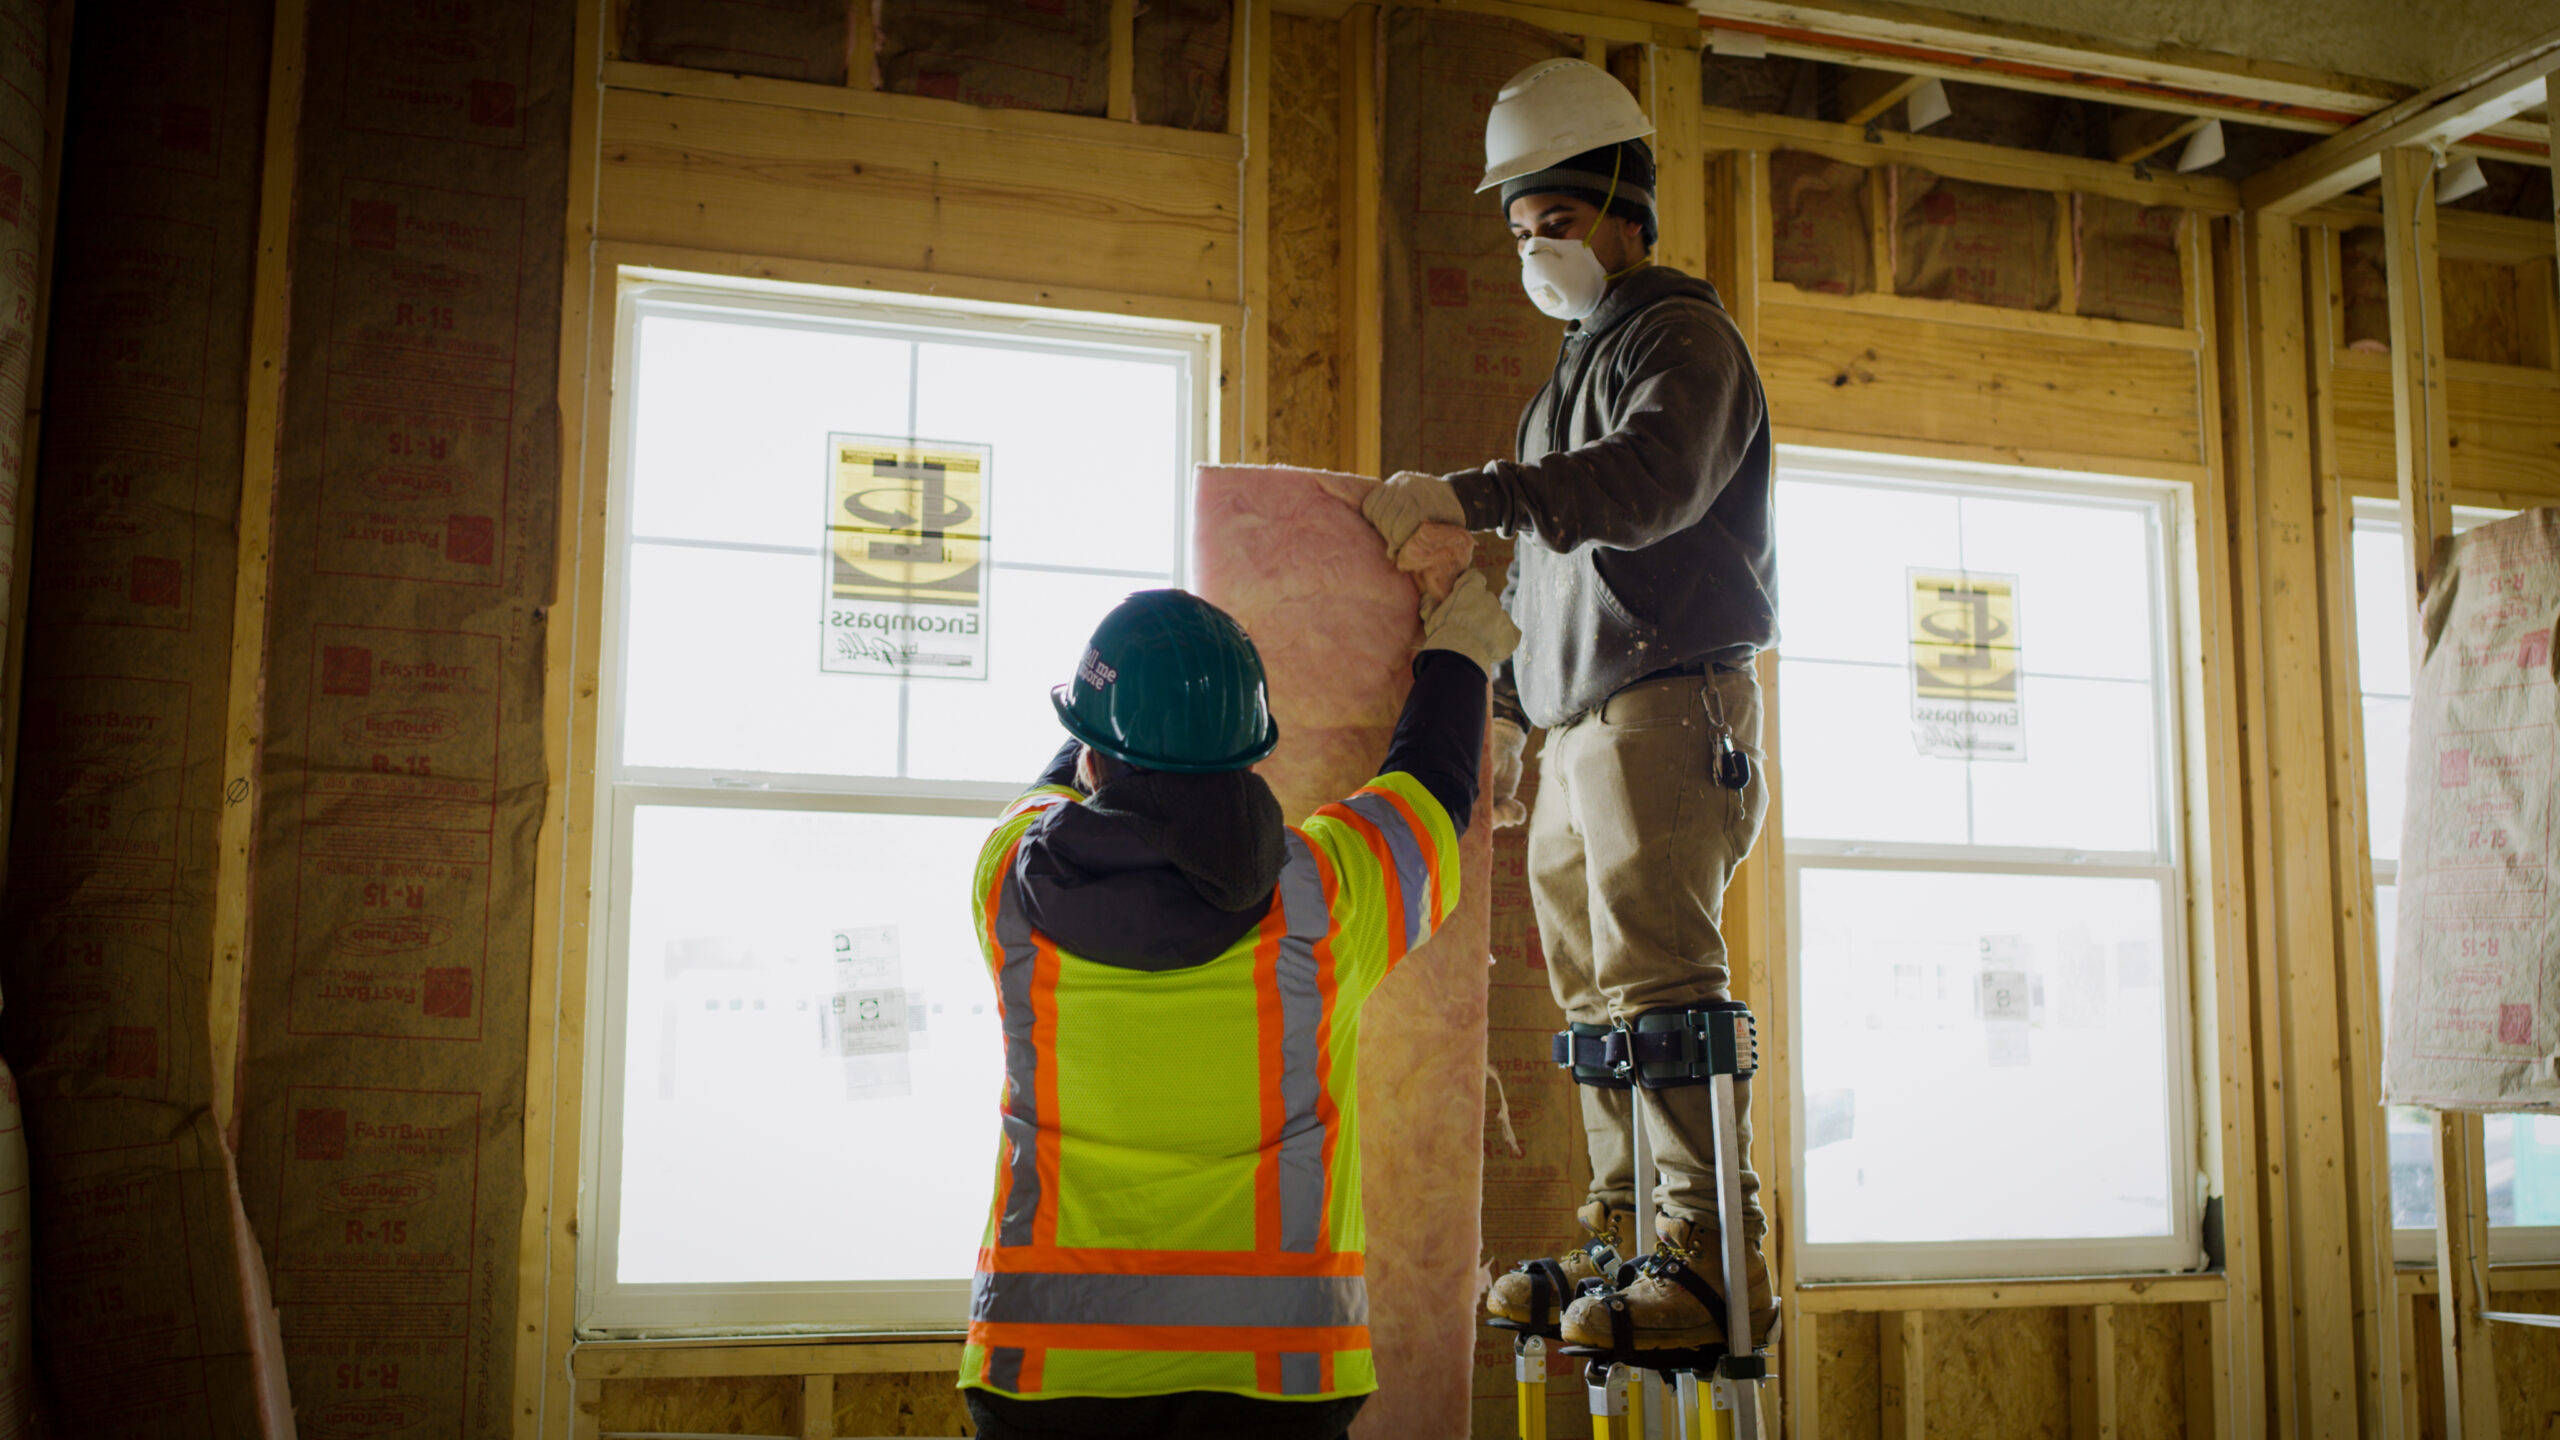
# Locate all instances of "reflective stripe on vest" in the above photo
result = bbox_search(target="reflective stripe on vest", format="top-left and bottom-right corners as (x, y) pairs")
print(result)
(971, 1271), (1367, 1329)
(1270, 834), (1331, 1253)
(987, 841), (1050, 1249)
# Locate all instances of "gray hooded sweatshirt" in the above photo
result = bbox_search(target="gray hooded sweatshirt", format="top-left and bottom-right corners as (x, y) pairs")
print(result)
(1447, 264), (1776, 730)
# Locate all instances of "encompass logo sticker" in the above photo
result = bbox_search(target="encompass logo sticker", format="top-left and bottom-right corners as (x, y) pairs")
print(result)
(822, 432), (995, 679)
(1908, 568), (2026, 761)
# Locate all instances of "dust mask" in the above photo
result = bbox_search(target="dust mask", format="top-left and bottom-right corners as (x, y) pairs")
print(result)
(1514, 143), (1638, 322)
(1519, 236), (1607, 320)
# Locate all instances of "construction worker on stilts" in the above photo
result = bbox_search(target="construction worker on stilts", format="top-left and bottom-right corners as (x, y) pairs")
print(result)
(1359, 57), (1781, 1357)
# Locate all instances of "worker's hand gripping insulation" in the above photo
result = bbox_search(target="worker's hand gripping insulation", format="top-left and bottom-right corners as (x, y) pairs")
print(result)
(1363, 469), (1465, 556)
(1418, 569), (1521, 676)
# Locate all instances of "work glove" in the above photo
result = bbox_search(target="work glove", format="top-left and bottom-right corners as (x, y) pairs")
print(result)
(1362, 470), (1466, 559)
(1420, 570), (1521, 677)
(1487, 716), (1528, 829)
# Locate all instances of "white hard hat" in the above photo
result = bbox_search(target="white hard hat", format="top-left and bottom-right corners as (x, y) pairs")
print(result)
(1477, 58), (1655, 194)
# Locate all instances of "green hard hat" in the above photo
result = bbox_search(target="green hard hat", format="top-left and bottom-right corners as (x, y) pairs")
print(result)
(1052, 590), (1280, 774)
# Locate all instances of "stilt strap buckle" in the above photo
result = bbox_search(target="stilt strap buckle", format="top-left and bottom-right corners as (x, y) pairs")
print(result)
(1551, 1021), (1632, 1089)
(1600, 1002), (1758, 1088)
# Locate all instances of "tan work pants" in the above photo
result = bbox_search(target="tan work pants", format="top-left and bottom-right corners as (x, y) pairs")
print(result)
(1528, 667), (1768, 1239)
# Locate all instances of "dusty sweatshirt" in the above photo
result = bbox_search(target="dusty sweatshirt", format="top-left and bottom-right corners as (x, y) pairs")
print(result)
(1447, 264), (1777, 730)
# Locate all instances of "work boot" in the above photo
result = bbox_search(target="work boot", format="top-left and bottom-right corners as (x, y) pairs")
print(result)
(1558, 1214), (1780, 1353)
(1483, 1201), (1629, 1332)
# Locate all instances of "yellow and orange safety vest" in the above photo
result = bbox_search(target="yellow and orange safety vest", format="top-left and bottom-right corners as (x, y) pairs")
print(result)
(959, 770), (1460, 1404)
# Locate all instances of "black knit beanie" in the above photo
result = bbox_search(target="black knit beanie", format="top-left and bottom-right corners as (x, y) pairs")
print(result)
(1497, 138), (1658, 248)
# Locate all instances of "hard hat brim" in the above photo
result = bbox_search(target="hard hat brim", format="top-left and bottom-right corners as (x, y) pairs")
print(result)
(1051, 685), (1282, 776)
(1476, 121), (1656, 194)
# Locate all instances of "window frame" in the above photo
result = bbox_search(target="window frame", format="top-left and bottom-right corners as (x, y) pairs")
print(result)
(1778, 447), (2206, 1283)
(2341, 496), (2560, 1266)
(576, 272), (1216, 1336)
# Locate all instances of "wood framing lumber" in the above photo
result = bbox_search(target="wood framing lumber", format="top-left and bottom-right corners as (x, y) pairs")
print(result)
(1686, 0), (2546, 156)
(210, 0), (307, 1135)
(2069, 1306), (2117, 1440)
(1839, 67), (1924, 127)
(595, 87), (1243, 307)
(2244, 25), (2560, 215)
(1241, 0), (1271, 459)
(573, 1339), (968, 1380)
(2429, 1116), (2502, 1438)
(1878, 1311), (1923, 1440)
(1109, 0), (1136, 119)
(2383, 137), (2503, 1437)
(800, 1373), (833, 1440)
(2381, 147), (2454, 593)
(1338, 5), (1381, 477)
(847, 0), (875, 90)
(2111, 108), (2210, 166)
(601, 60), (1242, 158)
(1793, 1273), (2223, 1313)
(1698, 104), (2241, 211)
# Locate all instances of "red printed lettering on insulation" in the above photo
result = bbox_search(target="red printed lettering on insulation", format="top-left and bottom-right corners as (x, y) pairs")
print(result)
(318, 179), (522, 587)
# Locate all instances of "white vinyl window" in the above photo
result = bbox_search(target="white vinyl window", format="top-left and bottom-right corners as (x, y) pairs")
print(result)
(1779, 449), (2199, 1281)
(579, 274), (1213, 1332)
(2348, 500), (2560, 1262)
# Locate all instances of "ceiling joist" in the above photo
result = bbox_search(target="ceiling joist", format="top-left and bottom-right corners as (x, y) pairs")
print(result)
(2243, 25), (2560, 214)
(1691, 0), (2552, 161)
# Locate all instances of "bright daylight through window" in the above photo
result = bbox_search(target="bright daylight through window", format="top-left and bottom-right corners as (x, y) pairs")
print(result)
(2351, 502), (2560, 1255)
(583, 279), (1208, 1330)
(1780, 454), (2196, 1280)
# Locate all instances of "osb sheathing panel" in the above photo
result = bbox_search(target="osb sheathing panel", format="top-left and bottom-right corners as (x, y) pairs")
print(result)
(1923, 1307), (2070, 1440)
(2436, 257), (2528, 368)
(834, 1370), (976, 1435)
(603, 1375), (802, 1433)
(1266, 12), (1341, 471)
(1818, 1310), (1884, 1440)
(2113, 1304), (2189, 1440)
(229, 0), (572, 1432)
(2, 0), (274, 1430)
(2325, 364), (2560, 493)
(2491, 1289), (2560, 1438)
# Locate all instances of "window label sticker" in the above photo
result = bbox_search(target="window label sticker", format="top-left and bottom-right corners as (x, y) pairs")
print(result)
(822, 433), (994, 679)
(1908, 568), (2026, 761)
(826, 925), (912, 1098)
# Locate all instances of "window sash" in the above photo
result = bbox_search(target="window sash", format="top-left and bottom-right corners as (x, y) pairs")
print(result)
(579, 276), (1211, 1335)
(1776, 453), (2199, 1279)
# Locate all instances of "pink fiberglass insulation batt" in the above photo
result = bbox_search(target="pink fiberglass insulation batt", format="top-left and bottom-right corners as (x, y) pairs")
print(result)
(1194, 465), (1490, 1438)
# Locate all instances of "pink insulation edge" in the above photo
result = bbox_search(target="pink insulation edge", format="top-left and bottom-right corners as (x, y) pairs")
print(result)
(1193, 465), (1492, 1438)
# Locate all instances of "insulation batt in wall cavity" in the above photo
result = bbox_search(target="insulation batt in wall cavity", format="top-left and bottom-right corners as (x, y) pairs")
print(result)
(1194, 465), (1493, 1440)
(1134, 0), (1232, 131)
(878, 0), (1110, 114)
(3, 0), (278, 1429)
(2073, 195), (2185, 328)
(1771, 149), (1874, 296)
(1890, 165), (2059, 312)
(623, 0), (851, 85)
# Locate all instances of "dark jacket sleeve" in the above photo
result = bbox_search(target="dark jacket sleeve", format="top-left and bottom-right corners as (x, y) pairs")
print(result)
(1034, 736), (1086, 795)
(1448, 303), (1763, 553)
(1377, 650), (1488, 832)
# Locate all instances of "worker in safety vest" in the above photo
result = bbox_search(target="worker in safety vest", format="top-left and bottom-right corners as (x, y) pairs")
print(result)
(959, 581), (1518, 1440)
(1358, 59), (1779, 1354)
